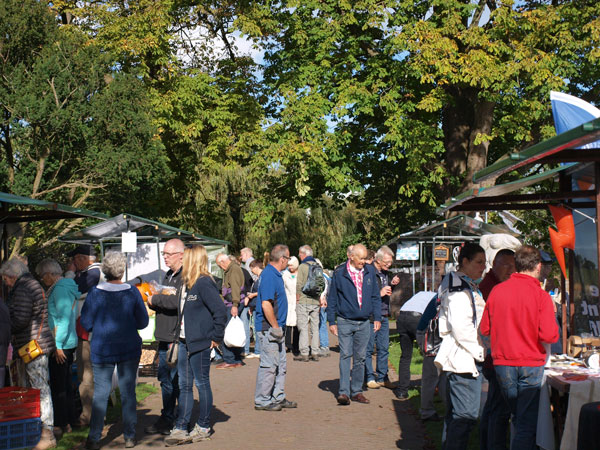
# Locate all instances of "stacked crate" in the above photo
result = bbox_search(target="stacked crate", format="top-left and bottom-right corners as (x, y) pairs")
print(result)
(0, 388), (42, 450)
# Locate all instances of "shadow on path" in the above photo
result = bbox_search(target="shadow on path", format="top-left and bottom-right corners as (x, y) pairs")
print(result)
(317, 378), (340, 399)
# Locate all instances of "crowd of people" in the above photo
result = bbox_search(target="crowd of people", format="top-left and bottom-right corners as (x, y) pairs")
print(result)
(0, 238), (560, 450)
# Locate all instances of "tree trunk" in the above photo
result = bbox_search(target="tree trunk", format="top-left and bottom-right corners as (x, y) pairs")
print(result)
(462, 98), (495, 192)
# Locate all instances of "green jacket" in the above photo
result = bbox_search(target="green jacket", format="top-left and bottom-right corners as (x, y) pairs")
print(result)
(296, 261), (321, 305)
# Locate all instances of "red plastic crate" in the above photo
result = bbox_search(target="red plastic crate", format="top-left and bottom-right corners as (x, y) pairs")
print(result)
(0, 388), (40, 423)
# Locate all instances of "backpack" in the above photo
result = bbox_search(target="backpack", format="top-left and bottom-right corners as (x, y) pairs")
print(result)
(301, 262), (325, 298)
(417, 294), (442, 357)
(416, 273), (477, 357)
(241, 267), (253, 294)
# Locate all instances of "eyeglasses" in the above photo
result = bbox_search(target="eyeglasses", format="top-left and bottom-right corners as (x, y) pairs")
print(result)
(162, 251), (182, 257)
(281, 255), (291, 261)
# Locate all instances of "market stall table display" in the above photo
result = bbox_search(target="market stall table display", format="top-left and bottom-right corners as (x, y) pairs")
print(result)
(543, 354), (600, 450)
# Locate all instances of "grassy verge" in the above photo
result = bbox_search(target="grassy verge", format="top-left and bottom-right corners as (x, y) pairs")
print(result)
(56, 382), (159, 450)
(388, 331), (480, 450)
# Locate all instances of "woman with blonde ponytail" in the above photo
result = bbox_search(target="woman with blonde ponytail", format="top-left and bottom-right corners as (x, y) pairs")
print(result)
(165, 246), (227, 446)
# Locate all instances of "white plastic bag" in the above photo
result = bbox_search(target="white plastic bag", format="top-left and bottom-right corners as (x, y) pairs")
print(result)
(223, 316), (246, 348)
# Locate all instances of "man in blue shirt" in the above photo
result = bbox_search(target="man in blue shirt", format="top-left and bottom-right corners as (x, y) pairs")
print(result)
(254, 244), (298, 411)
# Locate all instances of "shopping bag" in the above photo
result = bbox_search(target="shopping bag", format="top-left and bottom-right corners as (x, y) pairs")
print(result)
(223, 316), (246, 348)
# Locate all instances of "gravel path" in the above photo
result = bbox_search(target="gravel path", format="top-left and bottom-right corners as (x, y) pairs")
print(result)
(95, 336), (427, 450)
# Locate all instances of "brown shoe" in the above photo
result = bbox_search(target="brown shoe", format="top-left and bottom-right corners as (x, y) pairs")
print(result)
(336, 394), (351, 405)
(33, 428), (57, 450)
(215, 362), (243, 369)
(351, 393), (370, 404)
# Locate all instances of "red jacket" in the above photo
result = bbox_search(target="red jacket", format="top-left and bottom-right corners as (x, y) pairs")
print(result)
(480, 273), (558, 367)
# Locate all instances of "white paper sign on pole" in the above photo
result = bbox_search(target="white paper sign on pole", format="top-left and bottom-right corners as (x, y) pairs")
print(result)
(121, 231), (137, 253)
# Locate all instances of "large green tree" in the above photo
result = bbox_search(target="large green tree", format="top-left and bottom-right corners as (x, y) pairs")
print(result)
(236, 0), (600, 241)
(0, 0), (171, 254)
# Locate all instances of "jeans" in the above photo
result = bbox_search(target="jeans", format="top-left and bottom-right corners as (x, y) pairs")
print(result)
(443, 370), (483, 450)
(296, 303), (320, 356)
(495, 365), (544, 450)
(396, 311), (421, 394)
(252, 314), (261, 355)
(319, 307), (329, 349)
(157, 342), (179, 423)
(49, 348), (78, 428)
(254, 330), (287, 407)
(175, 343), (213, 430)
(337, 317), (370, 397)
(240, 307), (251, 355)
(365, 317), (390, 383)
(222, 307), (243, 364)
(479, 366), (510, 450)
(89, 358), (139, 442)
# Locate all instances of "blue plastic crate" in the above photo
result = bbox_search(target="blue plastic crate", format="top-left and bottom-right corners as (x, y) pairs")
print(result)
(0, 418), (41, 450)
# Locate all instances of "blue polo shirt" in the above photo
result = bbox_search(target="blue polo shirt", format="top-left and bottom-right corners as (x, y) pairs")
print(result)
(255, 264), (287, 332)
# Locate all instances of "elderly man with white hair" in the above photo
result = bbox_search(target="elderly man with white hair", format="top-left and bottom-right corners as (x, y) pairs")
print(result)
(1, 258), (57, 450)
(328, 244), (381, 405)
(215, 252), (246, 369)
(294, 245), (325, 362)
(145, 238), (186, 435)
(365, 245), (399, 390)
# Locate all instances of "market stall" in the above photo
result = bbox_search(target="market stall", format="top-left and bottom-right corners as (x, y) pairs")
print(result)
(440, 117), (600, 449)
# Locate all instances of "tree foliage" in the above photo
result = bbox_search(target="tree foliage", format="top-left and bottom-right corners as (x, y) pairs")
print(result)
(2, 0), (599, 258)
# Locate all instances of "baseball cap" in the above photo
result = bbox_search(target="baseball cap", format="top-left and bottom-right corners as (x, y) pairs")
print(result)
(540, 250), (553, 264)
(67, 245), (96, 257)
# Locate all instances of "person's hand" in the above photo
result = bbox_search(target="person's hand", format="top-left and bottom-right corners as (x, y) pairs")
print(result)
(391, 275), (400, 286)
(54, 349), (67, 364)
(373, 321), (381, 332)
(67, 260), (76, 273)
(329, 324), (338, 336)
(146, 295), (153, 306)
(268, 326), (284, 343)
(320, 298), (328, 308)
(244, 297), (250, 306)
(380, 286), (392, 297)
(210, 341), (219, 349)
(231, 306), (238, 317)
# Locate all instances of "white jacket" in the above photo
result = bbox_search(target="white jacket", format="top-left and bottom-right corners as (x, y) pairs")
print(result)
(434, 272), (485, 377)
(282, 270), (298, 327)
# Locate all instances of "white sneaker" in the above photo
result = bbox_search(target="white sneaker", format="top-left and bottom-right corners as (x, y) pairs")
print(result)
(366, 380), (381, 389)
(245, 353), (260, 359)
(164, 428), (190, 447)
(188, 424), (211, 442)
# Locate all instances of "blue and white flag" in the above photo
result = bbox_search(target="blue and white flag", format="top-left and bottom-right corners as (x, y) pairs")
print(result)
(550, 91), (600, 148)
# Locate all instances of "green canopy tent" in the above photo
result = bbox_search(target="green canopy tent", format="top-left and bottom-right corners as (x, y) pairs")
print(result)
(0, 191), (109, 262)
(59, 213), (229, 278)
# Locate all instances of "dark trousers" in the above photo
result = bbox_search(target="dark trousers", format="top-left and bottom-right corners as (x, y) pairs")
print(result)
(396, 311), (421, 394)
(480, 366), (510, 450)
(285, 326), (299, 354)
(49, 348), (78, 428)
